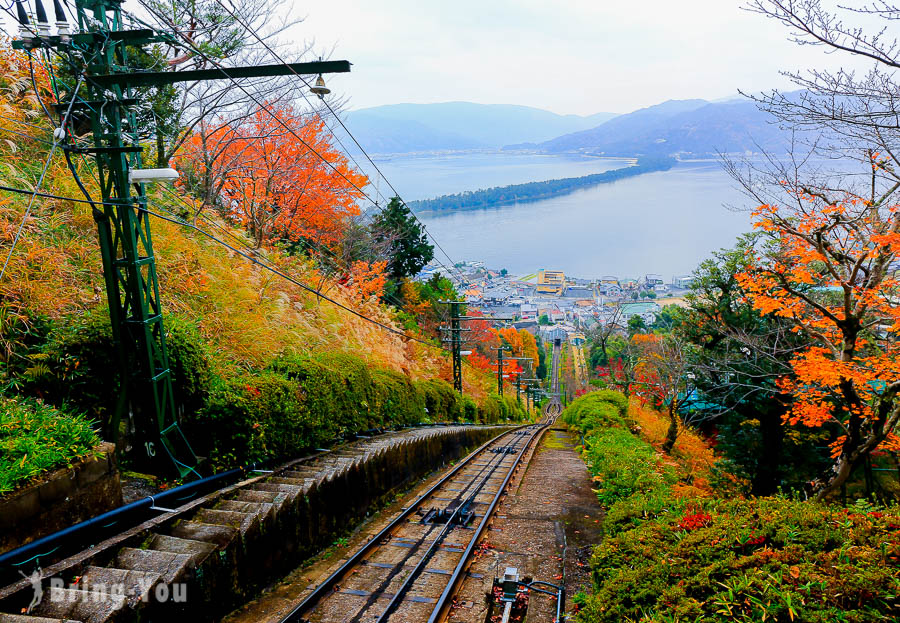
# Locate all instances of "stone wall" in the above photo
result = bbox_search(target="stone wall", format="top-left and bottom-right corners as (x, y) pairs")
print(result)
(0, 442), (122, 554)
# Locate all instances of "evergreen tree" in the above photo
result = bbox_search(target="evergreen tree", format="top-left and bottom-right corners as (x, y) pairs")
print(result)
(372, 197), (435, 282)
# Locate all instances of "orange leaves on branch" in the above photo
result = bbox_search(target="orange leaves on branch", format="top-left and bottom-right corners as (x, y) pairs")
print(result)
(174, 103), (367, 249)
(348, 260), (387, 302)
(739, 186), (900, 483)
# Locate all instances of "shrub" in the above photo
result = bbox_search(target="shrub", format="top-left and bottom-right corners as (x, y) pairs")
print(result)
(371, 368), (422, 428)
(192, 371), (307, 467)
(22, 311), (213, 437)
(563, 391), (627, 430)
(195, 352), (468, 468)
(414, 378), (461, 422)
(561, 389), (900, 622)
(584, 427), (675, 506)
(0, 396), (101, 494)
(478, 394), (502, 424)
(461, 396), (478, 422)
(270, 353), (368, 439)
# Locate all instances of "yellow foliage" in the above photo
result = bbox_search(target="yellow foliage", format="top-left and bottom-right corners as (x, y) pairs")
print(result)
(628, 398), (715, 495)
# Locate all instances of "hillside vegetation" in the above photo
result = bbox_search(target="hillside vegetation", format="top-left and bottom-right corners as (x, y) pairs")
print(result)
(563, 392), (900, 622)
(0, 42), (526, 487)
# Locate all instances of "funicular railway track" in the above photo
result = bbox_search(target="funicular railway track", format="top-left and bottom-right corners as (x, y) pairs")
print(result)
(280, 421), (550, 623)
(0, 425), (517, 623)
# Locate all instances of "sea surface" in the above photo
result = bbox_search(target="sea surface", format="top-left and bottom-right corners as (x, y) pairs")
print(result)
(372, 152), (751, 279)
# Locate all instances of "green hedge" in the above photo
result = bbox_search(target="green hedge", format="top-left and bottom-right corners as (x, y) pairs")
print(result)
(19, 311), (212, 437)
(562, 391), (900, 623)
(0, 397), (100, 494)
(190, 352), (529, 469)
(14, 310), (528, 472)
(414, 378), (462, 422)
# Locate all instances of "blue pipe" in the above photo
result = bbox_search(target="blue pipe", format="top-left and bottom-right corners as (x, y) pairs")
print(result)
(0, 466), (243, 584)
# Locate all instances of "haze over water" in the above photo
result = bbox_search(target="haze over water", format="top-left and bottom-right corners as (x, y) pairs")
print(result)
(374, 153), (751, 279)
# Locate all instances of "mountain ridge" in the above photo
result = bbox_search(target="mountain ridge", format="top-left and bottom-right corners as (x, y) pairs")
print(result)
(345, 102), (619, 153)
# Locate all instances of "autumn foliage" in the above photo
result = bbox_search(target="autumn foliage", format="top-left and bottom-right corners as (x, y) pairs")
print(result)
(174, 104), (367, 249)
(736, 167), (900, 497)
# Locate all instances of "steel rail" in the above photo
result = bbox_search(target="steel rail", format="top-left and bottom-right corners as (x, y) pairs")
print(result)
(374, 429), (533, 622)
(427, 420), (551, 623)
(278, 424), (534, 623)
(0, 423), (462, 589)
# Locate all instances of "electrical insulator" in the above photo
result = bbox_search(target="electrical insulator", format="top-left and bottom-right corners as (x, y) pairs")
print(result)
(53, 0), (70, 42)
(34, 0), (52, 38)
(14, 0), (33, 44)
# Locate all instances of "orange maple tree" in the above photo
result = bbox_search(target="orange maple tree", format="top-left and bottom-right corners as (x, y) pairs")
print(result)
(631, 333), (694, 453)
(736, 163), (900, 498)
(175, 104), (367, 249)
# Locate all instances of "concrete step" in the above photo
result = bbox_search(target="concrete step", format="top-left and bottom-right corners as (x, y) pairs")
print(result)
(280, 469), (318, 479)
(216, 500), (274, 522)
(167, 521), (238, 548)
(78, 566), (161, 606)
(234, 489), (288, 511)
(0, 615), (82, 623)
(147, 534), (217, 566)
(265, 477), (308, 488)
(250, 482), (305, 502)
(192, 509), (257, 536)
(29, 587), (126, 623)
(114, 548), (192, 585)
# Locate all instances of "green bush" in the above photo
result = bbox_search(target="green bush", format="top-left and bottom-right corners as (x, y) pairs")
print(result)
(581, 496), (900, 622)
(414, 378), (461, 422)
(478, 394), (501, 424)
(270, 353), (368, 439)
(21, 311), (213, 437)
(195, 352), (471, 469)
(0, 396), (101, 494)
(563, 391), (627, 430)
(561, 389), (900, 622)
(584, 427), (675, 506)
(192, 371), (307, 467)
(461, 396), (478, 422)
(371, 368), (422, 428)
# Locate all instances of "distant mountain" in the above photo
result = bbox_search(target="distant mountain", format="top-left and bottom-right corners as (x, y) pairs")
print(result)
(535, 98), (790, 157)
(346, 102), (619, 153)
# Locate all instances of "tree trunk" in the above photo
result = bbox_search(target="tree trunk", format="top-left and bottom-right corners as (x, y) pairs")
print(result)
(752, 402), (786, 496)
(662, 404), (678, 454)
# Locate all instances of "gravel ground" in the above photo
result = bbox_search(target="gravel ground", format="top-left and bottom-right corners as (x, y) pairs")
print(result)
(447, 425), (602, 623)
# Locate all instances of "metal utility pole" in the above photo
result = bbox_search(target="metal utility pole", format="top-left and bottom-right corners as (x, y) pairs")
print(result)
(438, 300), (468, 394)
(492, 346), (510, 396)
(13, 0), (350, 476)
(522, 377), (539, 413)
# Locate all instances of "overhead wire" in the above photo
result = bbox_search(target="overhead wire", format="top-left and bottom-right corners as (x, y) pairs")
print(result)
(153, 183), (419, 316)
(206, 0), (469, 287)
(3, 2), (464, 356)
(130, 0), (467, 286)
(0, 70), (84, 282)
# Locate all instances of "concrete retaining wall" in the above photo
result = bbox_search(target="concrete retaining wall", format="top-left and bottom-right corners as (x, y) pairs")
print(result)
(0, 425), (513, 623)
(0, 442), (122, 555)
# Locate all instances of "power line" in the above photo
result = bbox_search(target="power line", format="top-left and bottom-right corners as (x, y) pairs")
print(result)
(134, 0), (468, 286)
(0, 71), (84, 282)
(4, 5), (465, 356)
(143, 199), (438, 347)
(211, 0), (468, 286)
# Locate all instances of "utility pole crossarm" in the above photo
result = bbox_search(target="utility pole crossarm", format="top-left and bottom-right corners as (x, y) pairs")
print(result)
(91, 60), (352, 89)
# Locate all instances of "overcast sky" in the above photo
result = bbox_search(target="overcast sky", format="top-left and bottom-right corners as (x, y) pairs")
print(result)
(0, 0), (880, 116)
(290, 0), (876, 115)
